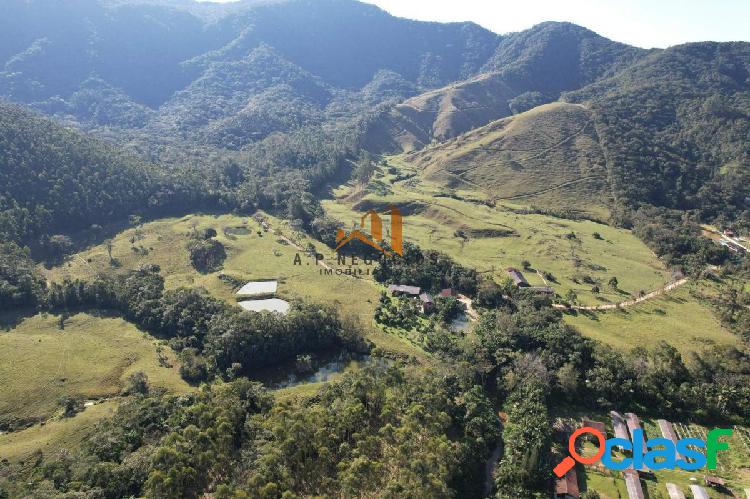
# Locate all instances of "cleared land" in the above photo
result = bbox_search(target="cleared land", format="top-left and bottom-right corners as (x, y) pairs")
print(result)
(565, 285), (738, 356)
(0, 312), (189, 424)
(405, 102), (610, 217)
(42, 213), (429, 362)
(324, 158), (670, 308)
(322, 157), (736, 355)
(0, 400), (118, 461)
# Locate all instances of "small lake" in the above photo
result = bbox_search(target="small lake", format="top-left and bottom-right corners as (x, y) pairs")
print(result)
(249, 351), (389, 389)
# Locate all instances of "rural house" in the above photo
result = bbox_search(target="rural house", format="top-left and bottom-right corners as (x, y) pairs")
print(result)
(506, 267), (529, 287)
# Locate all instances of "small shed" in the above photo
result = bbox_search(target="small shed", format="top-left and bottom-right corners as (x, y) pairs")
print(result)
(704, 476), (725, 488)
(506, 267), (529, 287)
(625, 413), (647, 448)
(438, 288), (454, 297)
(387, 284), (421, 296)
(419, 293), (434, 312)
(554, 468), (579, 499)
(657, 420), (683, 462)
(666, 483), (686, 499)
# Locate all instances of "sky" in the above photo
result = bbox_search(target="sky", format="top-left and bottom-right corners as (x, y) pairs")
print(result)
(199, 0), (750, 49)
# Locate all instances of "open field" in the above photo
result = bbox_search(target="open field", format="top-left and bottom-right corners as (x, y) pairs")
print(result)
(0, 400), (119, 462)
(41, 213), (430, 362)
(564, 284), (739, 356)
(323, 158), (670, 308)
(404, 102), (611, 217)
(0, 312), (189, 424)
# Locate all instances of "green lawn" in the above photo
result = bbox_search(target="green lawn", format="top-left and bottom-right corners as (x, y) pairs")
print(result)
(564, 284), (739, 356)
(0, 312), (189, 423)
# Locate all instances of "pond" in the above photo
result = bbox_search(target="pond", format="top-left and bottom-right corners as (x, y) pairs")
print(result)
(249, 351), (389, 389)
(224, 226), (252, 236)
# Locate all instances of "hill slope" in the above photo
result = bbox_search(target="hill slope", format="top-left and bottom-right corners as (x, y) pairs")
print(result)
(403, 102), (610, 214)
(363, 22), (646, 151)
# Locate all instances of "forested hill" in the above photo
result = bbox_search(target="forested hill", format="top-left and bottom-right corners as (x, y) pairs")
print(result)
(564, 41), (750, 218)
(0, 0), (500, 147)
(362, 21), (648, 151)
(0, 101), (203, 248)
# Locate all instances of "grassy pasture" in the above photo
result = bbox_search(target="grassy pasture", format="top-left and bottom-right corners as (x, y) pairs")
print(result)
(0, 400), (119, 461)
(564, 285), (738, 357)
(0, 312), (188, 423)
(41, 213), (430, 362)
(405, 102), (611, 217)
(324, 159), (670, 308)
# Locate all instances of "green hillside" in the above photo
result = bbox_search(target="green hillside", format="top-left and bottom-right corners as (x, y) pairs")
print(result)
(405, 102), (610, 216)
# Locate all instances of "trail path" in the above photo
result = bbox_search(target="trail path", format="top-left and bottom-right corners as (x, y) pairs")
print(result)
(553, 277), (689, 311)
(457, 294), (479, 321)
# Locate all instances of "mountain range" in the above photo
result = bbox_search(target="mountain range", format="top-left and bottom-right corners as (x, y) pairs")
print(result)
(1, 0), (749, 239)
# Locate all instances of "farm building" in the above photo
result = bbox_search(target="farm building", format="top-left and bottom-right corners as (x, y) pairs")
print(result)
(238, 298), (291, 315)
(625, 413), (647, 448)
(689, 485), (710, 499)
(236, 280), (278, 298)
(387, 284), (421, 296)
(657, 420), (684, 462)
(704, 476), (725, 489)
(419, 293), (434, 312)
(554, 468), (579, 499)
(623, 470), (645, 499)
(610, 411), (630, 441)
(506, 268), (529, 287)
(528, 286), (554, 295)
(666, 483), (686, 499)
(439, 288), (454, 297)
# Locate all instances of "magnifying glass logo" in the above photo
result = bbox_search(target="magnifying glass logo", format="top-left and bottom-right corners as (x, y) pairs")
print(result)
(553, 426), (606, 477)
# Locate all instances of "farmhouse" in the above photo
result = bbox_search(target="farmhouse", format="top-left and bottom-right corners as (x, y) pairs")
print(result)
(236, 280), (278, 298)
(419, 293), (434, 313)
(387, 284), (421, 296)
(506, 267), (529, 287)
(665, 483), (686, 499)
(554, 468), (579, 499)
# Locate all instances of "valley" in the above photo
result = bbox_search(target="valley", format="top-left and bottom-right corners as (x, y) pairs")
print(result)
(0, 1), (748, 497)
